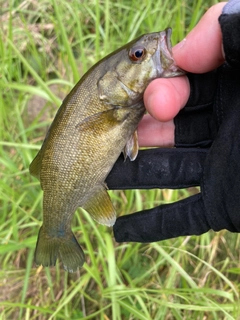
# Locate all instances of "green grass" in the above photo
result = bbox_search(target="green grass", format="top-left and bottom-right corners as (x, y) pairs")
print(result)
(0, 0), (240, 319)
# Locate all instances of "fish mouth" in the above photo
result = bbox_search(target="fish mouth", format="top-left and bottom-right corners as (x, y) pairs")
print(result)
(156, 28), (185, 77)
(165, 28), (174, 54)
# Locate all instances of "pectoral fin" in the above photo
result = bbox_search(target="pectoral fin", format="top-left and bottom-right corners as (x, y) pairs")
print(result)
(123, 130), (139, 161)
(76, 107), (130, 131)
(83, 185), (116, 227)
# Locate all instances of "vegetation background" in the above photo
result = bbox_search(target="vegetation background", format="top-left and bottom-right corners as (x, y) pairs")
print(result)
(0, 0), (239, 319)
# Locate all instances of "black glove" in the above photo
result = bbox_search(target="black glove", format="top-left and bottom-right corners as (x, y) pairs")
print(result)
(106, 1), (240, 242)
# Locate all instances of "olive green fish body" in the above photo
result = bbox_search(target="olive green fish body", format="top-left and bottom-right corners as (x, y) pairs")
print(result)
(30, 29), (184, 272)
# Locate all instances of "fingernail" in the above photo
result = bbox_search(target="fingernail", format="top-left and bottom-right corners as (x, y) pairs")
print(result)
(173, 38), (186, 52)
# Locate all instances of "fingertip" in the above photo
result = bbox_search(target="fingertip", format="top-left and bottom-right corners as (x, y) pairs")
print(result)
(144, 76), (190, 122)
(173, 2), (226, 73)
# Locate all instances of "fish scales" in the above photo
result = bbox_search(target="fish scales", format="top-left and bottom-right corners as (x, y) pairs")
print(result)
(29, 29), (184, 272)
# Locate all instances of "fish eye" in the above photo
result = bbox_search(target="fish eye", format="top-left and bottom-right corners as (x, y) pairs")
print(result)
(129, 46), (146, 62)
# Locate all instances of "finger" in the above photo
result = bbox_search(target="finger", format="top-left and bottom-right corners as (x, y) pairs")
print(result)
(113, 193), (210, 242)
(137, 114), (174, 147)
(106, 148), (207, 190)
(143, 76), (190, 122)
(174, 71), (218, 147)
(141, 3), (226, 144)
(173, 2), (226, 73)
(220, 0), (240, 68)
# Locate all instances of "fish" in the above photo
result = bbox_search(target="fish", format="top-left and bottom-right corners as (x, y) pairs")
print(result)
(29, 28), (184, 272)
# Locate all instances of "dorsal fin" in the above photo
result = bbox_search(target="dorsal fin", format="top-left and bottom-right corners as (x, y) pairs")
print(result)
(29, 151), (42, 180)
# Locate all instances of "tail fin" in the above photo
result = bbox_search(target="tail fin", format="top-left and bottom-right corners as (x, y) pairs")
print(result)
(34, 227), (85, 272)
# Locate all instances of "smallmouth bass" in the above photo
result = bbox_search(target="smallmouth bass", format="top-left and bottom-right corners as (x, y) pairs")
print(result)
(30, 28), (184, 272)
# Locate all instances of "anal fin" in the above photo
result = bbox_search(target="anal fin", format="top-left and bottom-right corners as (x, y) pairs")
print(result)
(83, 185), (116, 227)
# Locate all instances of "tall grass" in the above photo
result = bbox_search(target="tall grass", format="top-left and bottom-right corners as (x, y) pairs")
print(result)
(0, 0), (239, 319)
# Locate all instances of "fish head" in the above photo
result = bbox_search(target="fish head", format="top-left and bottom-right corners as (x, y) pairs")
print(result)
(98, 28), (184, 107)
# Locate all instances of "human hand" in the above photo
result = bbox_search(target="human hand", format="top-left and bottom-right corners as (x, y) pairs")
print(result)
(106, 0), (240, 242)
(138, 2), (226, 148)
